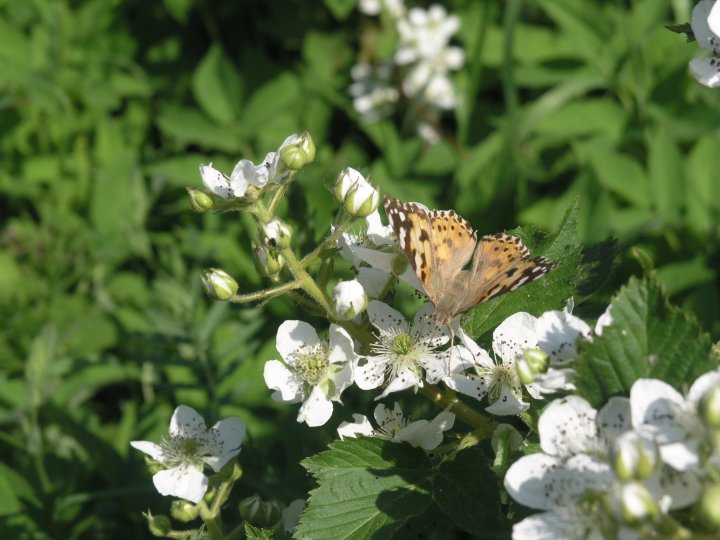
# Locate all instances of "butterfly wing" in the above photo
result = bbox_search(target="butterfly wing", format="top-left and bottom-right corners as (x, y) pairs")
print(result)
(456, 233), (559, 314)
(383, 196), (476, 315)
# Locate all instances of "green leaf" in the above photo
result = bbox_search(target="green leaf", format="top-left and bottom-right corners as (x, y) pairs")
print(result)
(433, 447), (504, 536)
(324, 0), (357, 20)
(575, 277), (714, 406)
(0, 462), (39, 515)
(156, 106), (242, 152)
(298, 438), (433, 539)
(462, 198), (582, 339)
(585, 145), (650, 209)
(240, 73), (301, 138)
(577, 238), (620, 300)
(244, 523), (276, 539)
(192, 45), (243, 126)
(648, 125), (683, 222)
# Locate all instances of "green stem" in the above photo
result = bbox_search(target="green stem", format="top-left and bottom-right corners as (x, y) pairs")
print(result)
(300, 215), (355, 269)
(228, 280), (301, 304)
(268, 182), (289, 215)
(418, 384), (495, 436)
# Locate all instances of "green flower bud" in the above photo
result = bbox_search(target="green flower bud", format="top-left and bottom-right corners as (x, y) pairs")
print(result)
(186, 188), (214, 212)
(333, 279), (368, 320)
(170, 500), (199, 522)
(698, 483), (720, 529)
(261, 219), (292, 249)
(612, 431), (658, 481)
(515, 357), (535, 385)
(253, 243), (285, 276)
(619, 483), (659, 526)
(145, 512), (172, 537)
(335, 167), (380, 218)
(200, 268), (238, 300)
(390, 252), (409, 276)
(700, 385), (720, 429)
(524, 348), (549, 374)
(280, 131), (315, 170)
(238, 494), (283, 529)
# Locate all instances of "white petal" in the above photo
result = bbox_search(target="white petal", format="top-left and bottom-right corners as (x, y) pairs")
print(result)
(443, 372), (490, 401)
(486, 385), (529, 416)
(228, 159), (258, 197)
(535, 311), (592, 364)
(281, 499), (305, 533)
(710, 0), (720, 37)
(456, 329), (492, 366)
(527, 367), (576, 397)
(646, 465), (701, 509)
(689, 58), (720, 88)
(170, 405), (207, 439)
(337, 414), (374, 439)
(512, 512), (581, 540)
(687, 369), (720, 409)
(596, 396), (632, 448)
(411, 304), (450, 347)
(493, 312), (538, 363)
(659, 439), (700, 471)
(396, 412), (455, 450)
(130, 441), (166, 463)
(328, 325), (357, 365)
(504, 453), (565, 510)
(374, 402), (404, 426)
(199, 163), (232, 198)
(692, 0), (717, 49)
(594, 305), (613, 336)
(298, 386), (334, 427)
(329, 361), (354, 399)
(630, 379), (686, 443)
(152, 465), (208, 503)
(354, 355), (387, 390)
(377, 365), (422, 399)
(365, 210), (394, 246)
(263, 360), (304, 403)
(276, 320), (320, 365)
(358, 267), (391, 298)
(538, 396), (598, 457)
(368, 301), (408, 333)
(202, 417), (246, 472)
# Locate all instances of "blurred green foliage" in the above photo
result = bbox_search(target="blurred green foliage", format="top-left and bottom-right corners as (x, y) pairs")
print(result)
(0, 0), (718, 537)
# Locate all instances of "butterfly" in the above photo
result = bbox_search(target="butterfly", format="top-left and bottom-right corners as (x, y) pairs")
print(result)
(383, 196), (559, 327)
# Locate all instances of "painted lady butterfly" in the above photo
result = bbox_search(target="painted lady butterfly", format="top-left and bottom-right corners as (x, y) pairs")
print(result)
(384, 196), (559, 326)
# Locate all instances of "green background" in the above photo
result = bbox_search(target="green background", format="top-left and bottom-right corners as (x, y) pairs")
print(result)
(1, 0), (718, 537)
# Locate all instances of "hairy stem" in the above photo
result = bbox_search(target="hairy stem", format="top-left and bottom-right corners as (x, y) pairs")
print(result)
(418, 384), (495, 436)
(228, 280), (301, 304)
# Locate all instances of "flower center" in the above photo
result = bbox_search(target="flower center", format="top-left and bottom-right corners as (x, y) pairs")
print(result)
(295, 344), (330, 386)
(159, 436), (206, 469)
(392, 333), (413, 355)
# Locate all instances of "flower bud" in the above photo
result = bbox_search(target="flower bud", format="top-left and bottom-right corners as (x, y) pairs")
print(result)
(200, 268), (238, 300)
(253, 243), (285, 276)
(699, 385), (720, 429)
(333, 279), (368, 320)
(145, 512), (172, 537)
(335, 167), (380, 217)
(280, 131), (315, 170)
(261, 219), (292, 250)
(612, 431), (658, 481)
(170, 500), (199, 522)
(618, 482), (659, 525)
(238, 493), (282, 529)
(515, 357), (535, 385)
(524, 348), (549, 374)
(186, 188), (214, 212)
(390, 252), (409, 276)
(698, 483), (720, 529)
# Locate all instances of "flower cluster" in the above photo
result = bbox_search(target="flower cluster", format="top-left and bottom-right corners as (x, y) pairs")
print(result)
(504, 371), (720, 539)
(690, 0), (720, 88)
(351, 0), (464, 142)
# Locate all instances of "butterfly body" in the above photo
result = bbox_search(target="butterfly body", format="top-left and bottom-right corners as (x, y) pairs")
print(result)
(383, 196), (559, 326)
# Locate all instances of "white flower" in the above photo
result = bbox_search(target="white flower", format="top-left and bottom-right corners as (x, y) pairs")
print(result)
(264, 321), (356, 427)
(281, 499), (305, 534)
(130, 405), (246, 503)
(349, 63), (399, 123)
(355, 301), (450, 399)
(443, 328), (529, 416)
(631, 371), (720, 471)
(357, 267), (392, 298)
(359, 0), (405, 18)
(335, 167), (380, 217)
(333, 279), (368, 320)
(337, 402), (454, 450)
(336, 210), (424, 292)
(690, 0), (720, 88)
(395, 5), (460, 65)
